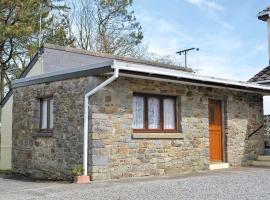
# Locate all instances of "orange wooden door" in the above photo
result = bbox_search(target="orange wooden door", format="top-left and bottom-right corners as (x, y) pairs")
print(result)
(208, 99), (223, 161)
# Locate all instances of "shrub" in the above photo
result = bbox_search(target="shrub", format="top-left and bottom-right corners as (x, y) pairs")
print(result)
(72, 165), (84, 176)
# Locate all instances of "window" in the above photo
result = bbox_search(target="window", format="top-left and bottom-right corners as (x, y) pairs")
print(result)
(132, 96), (144, 129)
(132, 94), (177, 132)
(40, 97), (54, 131)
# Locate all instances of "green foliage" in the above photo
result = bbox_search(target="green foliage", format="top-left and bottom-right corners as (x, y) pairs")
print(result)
(0, 169), (12, 175)
(0, 0), (74, 99)
(72, 165), (84, 176)
(0, 0), (144, 100)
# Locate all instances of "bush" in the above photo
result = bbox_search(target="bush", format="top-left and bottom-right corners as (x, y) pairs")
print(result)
(0, 169), (12, 175)
(72, 165), (84, 176)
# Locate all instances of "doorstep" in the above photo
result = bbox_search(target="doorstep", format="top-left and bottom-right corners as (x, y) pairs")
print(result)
(264, 148), (270, 155)
(209, 162), (230, 170)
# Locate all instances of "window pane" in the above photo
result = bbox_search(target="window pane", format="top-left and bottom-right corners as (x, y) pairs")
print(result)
(132, 96), (144, 129)
(49, 99), (54, 129)
(41, 99), (48, 129)
(148, 97), (160, 129)
(163, 98), (175, 129)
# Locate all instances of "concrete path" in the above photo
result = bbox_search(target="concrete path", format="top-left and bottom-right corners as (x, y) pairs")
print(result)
(0, 167), (270, 200)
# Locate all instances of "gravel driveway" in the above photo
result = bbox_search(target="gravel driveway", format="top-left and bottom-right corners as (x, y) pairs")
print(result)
(0, 167), (270, 200)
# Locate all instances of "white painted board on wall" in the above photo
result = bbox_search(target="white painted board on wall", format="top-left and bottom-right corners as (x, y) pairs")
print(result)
(264, 96), (270, 115)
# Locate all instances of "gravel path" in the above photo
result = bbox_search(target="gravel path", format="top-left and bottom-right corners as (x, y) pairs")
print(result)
(1, 167), (270, 200)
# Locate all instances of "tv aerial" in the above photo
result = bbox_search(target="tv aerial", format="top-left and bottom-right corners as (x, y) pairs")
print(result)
(176, 48), (199, 68)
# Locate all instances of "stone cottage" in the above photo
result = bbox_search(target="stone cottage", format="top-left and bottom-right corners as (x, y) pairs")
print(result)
(8, 44), (270, 180)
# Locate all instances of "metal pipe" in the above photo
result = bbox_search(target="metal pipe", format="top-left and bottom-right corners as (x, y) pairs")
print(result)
(83, 62), (119, 176)
(267, 18), (270, 65)
(184, 52), (187, 68)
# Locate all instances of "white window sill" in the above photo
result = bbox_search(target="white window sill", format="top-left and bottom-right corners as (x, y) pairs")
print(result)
(132, 132), (184, 139)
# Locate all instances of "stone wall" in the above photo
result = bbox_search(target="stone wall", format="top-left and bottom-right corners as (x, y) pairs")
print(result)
(264, 115), (270, 148)
(90, 78), (264, 180)
(226, 94), (264, 165)
(12, 76), (101, 180)
(12, 76), (264, 180)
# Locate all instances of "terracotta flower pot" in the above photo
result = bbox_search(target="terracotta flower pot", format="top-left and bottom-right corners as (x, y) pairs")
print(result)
(74, 175), (90, 184)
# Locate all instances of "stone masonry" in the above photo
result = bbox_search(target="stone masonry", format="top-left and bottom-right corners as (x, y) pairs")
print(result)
(12, 76), (264, 180)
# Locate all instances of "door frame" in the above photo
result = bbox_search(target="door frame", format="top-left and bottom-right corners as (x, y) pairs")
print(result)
(208, 99), (225, 162)
(221, 100), (226, 162)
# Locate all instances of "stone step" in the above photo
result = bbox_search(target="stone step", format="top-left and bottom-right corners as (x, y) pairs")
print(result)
(209, 162), (230, 170)
(257, 155), (270, 161)
(264, 148), (270, 155)
(252, 160), (270, 167)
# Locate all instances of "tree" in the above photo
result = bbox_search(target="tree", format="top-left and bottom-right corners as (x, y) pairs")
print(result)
(0, 0), (74, 99)
(67, 0), (143, 57)
(143, 52), (183, 66)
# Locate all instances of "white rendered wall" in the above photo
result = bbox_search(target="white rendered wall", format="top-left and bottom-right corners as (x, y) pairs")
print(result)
(0, 56), (43, 170)
(264, 96), (270, 115)
(0, 95), (13, 169)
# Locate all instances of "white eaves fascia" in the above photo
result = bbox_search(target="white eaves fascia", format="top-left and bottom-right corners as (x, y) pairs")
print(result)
(112, 60), (270, 92)
(12, 60), (113, 88)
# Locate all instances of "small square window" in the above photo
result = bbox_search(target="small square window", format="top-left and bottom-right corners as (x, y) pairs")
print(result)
(40, 97), (54, 131)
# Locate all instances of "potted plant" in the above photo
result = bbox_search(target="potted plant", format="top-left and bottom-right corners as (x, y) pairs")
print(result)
(72, 165), (90, 184)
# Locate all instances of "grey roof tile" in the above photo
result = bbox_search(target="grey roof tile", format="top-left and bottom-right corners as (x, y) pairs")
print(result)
(249, 65), (270, 82)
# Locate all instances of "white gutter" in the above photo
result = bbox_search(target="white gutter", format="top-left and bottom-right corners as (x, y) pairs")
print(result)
(83, 61), (119, 176)
(113, 60), (270, 93)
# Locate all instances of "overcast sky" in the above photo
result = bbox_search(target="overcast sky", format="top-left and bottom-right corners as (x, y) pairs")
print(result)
(132, 0), (270, 114)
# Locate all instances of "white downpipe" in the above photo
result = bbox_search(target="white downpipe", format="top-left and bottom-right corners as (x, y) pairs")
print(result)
(83, 64), (119, 176)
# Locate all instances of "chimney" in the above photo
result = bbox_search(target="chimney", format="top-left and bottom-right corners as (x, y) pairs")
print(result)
(258, 7), (270, 65)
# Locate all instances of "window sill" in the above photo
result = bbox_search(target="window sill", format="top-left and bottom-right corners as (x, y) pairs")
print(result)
(132, 132), (184, 139)
(32, 130), (53, 137)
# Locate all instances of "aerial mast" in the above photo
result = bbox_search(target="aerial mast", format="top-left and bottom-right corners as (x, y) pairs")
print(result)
(176, 48), (199, 68)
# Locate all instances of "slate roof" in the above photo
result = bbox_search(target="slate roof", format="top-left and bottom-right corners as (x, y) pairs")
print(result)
(43, 44), (193, 73)
(248, 65), (270, 82)
(1, 44), (193, 107)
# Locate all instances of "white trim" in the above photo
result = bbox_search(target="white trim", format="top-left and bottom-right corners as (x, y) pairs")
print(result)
(12, 59), (270, 93)
(12, 60), (113, 88)
(113, 60), (270, 92)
